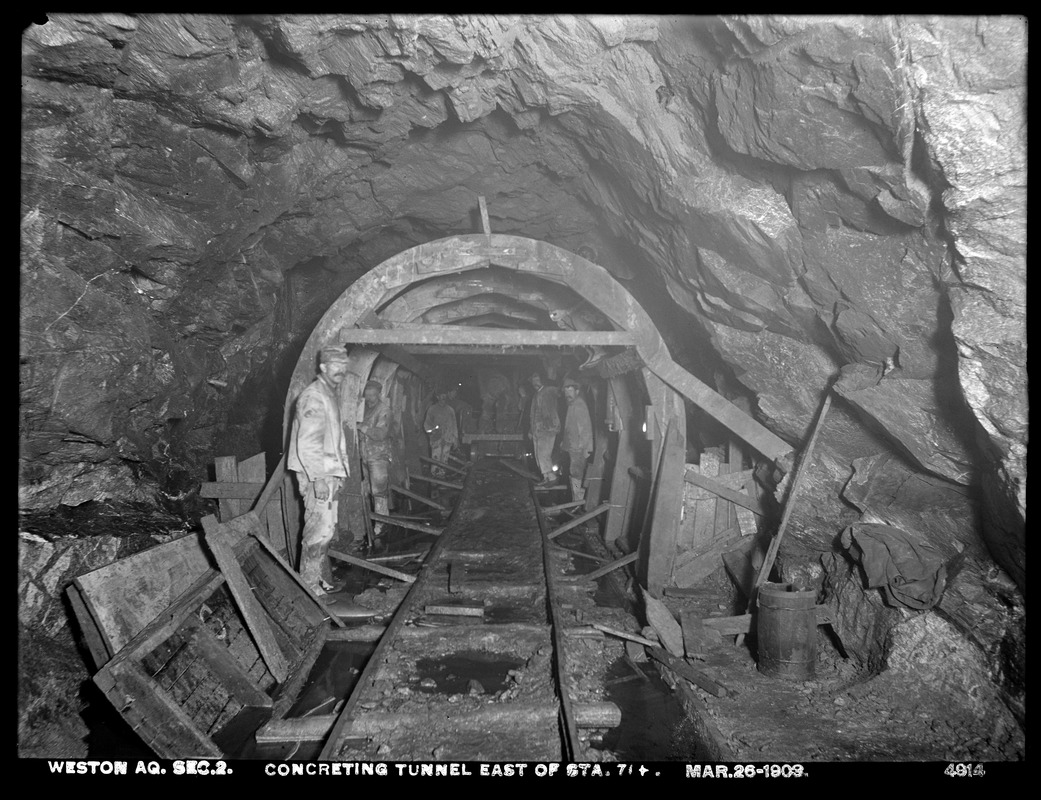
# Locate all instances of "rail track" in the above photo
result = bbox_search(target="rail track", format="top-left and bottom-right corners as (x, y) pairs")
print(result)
(315, 456), (621, 761)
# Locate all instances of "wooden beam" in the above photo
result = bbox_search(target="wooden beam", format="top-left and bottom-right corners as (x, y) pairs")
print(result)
(248, 529), (345, 628)
(465, 433), (526, 443)
(214, 455), (243, 522)
(645, 384), (686, 596)
(542, 500), (585, 514)
(369, 512), (444, 536)
(497, 458), (541, 482)
(642, 355), (793, 467)
(407, 473), (464, 490)
(589, 622), (658, 648)
(550, 544), (608, 563)
(478, 195), (491, 235)
(547, 503), (611, 540)
(569, 551), (639, 582)
(201, 515), (289, 682)
(647, 646), (729, 698)
(329, 549), (417, 583)
(200, 481), (265, 500)
(355, 312), (437, 380)
(339, 326), (634, 347)
(683, 469), (764, 516)
(391, 484), (448, 512)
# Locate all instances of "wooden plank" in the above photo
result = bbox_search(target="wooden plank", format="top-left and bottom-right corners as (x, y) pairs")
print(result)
(550, 544), (608, 564)
(391, 483), (448, 512)
(237, 453), (267, 544)
(188, 622), (272, 709)
(647, 646), (729, 697)
(683, 469), (764, 516)
(200, 481), (265, 500)
(547, 503), (611, 540)
(701, 606), (833, 637)
(465, 433), (526, 443)
(73, 532), (215, 657)
(100, 660), (223, 758)
(201, 516), (289, 682)
(721, 535), (759, 597)
(569, 551), (639, 582)
(369, 512), (444, 536)
(66, 582), (115, 669)
(425, 604), (484, 617)
(542, 500), (585, 514)
(671, 537), (735, 587)
(214, 455), (242, 521)
(248, 529), (345, 628)
(642, 355), (793, 466)
(340, 326), (635, 347)
(356, 312), (438, 381)
(589, 622), (658, 648)
(448, 561), (466, 594)
(715, 452), (732, 535)
(680, 609), (711, 657)
(646, 387), (686, 596)
(329, 549), (417, 583)
(496, 457), (541, 481)
(478, 194), (491, 235)
(603, 377), (636, 546)
(407, 474), (464, 490)
(265, 489), (288, 556)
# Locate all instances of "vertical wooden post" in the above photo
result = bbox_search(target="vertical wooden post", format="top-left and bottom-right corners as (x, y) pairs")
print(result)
(237, 453), (267, 539)
(214, 456), (242, 522)
(643, 374), (686, 597)
(603, 377), (636, 546)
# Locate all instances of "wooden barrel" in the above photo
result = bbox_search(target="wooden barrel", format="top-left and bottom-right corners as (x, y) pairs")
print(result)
(756, 582), (817, 680)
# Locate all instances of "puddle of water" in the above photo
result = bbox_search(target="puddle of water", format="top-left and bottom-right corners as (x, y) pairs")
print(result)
(415, 650), (526, 695)
(285, 640), (376, 718)
(592, 659), (687, 760)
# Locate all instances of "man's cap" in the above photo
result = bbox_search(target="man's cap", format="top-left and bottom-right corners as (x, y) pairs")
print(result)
(319, 345), (350, 365)
(364, 379), (383, 393)
(562, 376), (581, 388)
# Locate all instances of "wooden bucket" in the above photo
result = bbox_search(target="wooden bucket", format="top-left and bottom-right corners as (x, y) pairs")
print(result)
(756, 582), (817, 680)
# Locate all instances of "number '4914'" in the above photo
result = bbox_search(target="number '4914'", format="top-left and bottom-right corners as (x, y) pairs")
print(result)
(945, 764), (985, 777)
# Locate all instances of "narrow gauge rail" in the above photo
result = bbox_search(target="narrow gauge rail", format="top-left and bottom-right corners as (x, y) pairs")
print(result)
(318, 457), (607, 761)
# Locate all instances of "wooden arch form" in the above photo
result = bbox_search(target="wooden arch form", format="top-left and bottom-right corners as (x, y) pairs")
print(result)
(282, 234), (793, 594)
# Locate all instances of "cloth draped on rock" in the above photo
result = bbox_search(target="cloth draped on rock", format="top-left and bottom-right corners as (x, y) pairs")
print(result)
(840, 522), (948, 610)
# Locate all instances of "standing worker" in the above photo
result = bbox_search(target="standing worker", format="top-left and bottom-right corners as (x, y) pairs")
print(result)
(287, 346), (351, 598)
(561, 375), (593, 503)
(358, 379), (392, 538)
(528, 371), (560, 486)
(424, 387), (459, 477)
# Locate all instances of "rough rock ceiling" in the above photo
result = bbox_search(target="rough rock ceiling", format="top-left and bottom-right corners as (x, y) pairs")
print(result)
(20, 15), (1024, 598)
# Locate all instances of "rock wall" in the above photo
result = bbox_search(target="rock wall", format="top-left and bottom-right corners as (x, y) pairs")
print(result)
(20, 15), (1024, 695)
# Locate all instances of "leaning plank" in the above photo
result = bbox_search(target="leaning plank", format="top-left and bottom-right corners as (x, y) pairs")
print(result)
(200, 481), (265, 500)
(542, 500), (585, 514)
(391, 483), (448, 512)
(329, 549), (417, 583)
(214, 455), (243, 521)
(550, 544), (608, 563)
(65, 583), (112, 670)
(590, 622), (659, 648)
(547, 503), (611, 540)
(249, 530), (346, 628)
(201, 515), (289, 682)
(683, 469), (764, 516)
(572, 551), (639, 582)
(644, 385), (687, 595)
(408, 474), (464, 490)
(642, 355), (793, 466)
(647, 646), (730, 698)
(496, 458), (542, 482)
(369, 512), (445, 536)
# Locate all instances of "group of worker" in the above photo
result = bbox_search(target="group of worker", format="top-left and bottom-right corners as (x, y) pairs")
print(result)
(287, 346), (594, 599)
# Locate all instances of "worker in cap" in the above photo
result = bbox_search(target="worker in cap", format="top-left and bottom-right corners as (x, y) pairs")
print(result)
(358, 377), (392, 540)
(424, 384), (459, 477)
(561, 375), (592, 503)
(287, 343), (351, 599)
(528, 370), (560, 485)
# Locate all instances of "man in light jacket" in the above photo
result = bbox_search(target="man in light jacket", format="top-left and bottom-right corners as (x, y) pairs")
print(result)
(288, 346), (351, 598)
(528, 371), (560, 486)
(561, 375), (593, 503)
